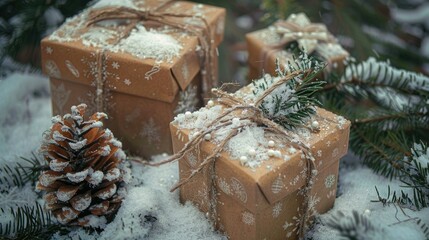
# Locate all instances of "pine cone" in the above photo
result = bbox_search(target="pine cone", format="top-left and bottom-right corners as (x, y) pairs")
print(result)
(37, 104), (129, 227)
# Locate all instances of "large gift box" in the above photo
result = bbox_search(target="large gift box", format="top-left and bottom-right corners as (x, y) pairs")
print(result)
(170, 75), (350, 239)
(41, 0), (225, 158)
(246, 13), (349, 80)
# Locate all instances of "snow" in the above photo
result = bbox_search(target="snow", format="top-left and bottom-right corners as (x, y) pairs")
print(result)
(1, 72), (428, 239)
(111, 25), (183, 63)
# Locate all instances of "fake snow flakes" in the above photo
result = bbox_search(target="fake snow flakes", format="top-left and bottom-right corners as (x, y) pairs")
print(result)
(112, 25), (183, 63)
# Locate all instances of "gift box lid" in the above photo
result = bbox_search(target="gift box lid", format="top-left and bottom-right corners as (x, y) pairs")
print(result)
(171, 84), (350, 213)
(41, 0), (225, 103)
(246, 13), (349, 72)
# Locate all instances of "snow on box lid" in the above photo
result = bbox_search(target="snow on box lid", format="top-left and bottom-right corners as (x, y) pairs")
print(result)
(41, 0), (225, 103)
(246, 14), (349, 73)
(170, 84), (350, 212)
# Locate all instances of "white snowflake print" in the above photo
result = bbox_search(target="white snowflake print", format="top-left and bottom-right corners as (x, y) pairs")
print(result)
(217, 177), (231, 195)
(46, 47), (53, 54)
(242, 211), (255, 226)
(139, 118), (161, 144)
(123, 78), (131, 86)
(332, 148), (339, 158)
(272, 202), (283, 218)
(125, 108), (141, 124)
(317, 150), (322, 157)
(186, 151), (198, 168)
(112, 61), (120, 69)
(45, 60), (61, 78)
(231, 177), (247, 203)
(196, 184), (210, 209)
(51, 83), (71, 113)
(326, 141), (331, 147)
(327, 189), (336, 199)
(174, 84), (199, 115)
(324, 174), (336, 189)
(65, 60), (80, 78)
(282, 212), (300, 237)
(271, 175), (284, 194)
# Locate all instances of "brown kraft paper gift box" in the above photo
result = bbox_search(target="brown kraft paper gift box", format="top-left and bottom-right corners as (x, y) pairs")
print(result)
(41, 0), (225, 158)
(246, 12), (349, 80)
(170, 80), (351, 239)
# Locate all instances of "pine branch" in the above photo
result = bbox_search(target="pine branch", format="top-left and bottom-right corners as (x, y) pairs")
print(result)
(317, 57), (429, 179)
(0, 202), (69, 239)
(324, 210), (383, 240)
(252, 55), (326, 130)
(0, 153), (46, 189)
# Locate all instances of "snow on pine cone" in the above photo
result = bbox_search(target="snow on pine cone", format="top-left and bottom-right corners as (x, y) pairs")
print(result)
(36, 104), (130, 228)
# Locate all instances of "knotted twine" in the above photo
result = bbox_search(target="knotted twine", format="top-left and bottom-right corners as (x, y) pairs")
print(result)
(261, 13), (337, 72)
(147, 70), (319, 239)
(85, 0), (215, 112)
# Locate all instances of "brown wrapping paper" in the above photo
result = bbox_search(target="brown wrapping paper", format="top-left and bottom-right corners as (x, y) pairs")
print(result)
(170, 86), (350, 239)
(246, 13), (349, 81)
(41, 0), (225, 158)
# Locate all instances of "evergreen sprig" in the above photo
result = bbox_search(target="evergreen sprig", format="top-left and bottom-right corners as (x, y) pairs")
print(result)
(377, 143), (429, 210)
(0, 153), (46, 189)
(252, 55), (326, 130)
(0, 154), (69, 239)
(324, 210), (383, 240)
(318, 58), (429, 179)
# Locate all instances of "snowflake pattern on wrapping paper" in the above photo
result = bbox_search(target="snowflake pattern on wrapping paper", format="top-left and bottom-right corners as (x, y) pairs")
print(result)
(139, 118), (161, 144)
(271, 175), (284, 194)
(282, 195), (320, 238)
(186, 151), (198, 169)
(65, 60), (80, 78)
(46, 47), (53, 54)
(45, 60), (61, 78)
(125, 108), (141, 124)
(112, 61), (120, 69)
(231, 177), (247, 203)
(272, 202), (283, 218)
(324, 174), (336, 189)
(217, 177), (231, 195)
(51, 83), (71, 113)
(78, 53), (118, 115)
(123, 78), (131, 86)
(332, 148), (339, 158)
(327, 189), (336, 199)
(174, 84), (199, 115)
(242, 211), (255, 226)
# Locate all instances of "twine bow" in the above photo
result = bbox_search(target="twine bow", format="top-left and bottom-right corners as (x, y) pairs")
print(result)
(273, 13), (336, 53)
(86, 1), (215, 112)
(146, 70), (318, 239)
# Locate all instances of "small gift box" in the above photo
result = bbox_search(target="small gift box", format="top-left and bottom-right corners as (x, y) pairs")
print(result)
(246, 12), (349, 80)
(168, 71), (350, 239)
(41, 0), (225, 158)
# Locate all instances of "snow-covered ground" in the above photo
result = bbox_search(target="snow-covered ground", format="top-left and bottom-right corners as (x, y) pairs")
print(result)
(0, 73), (428, 239)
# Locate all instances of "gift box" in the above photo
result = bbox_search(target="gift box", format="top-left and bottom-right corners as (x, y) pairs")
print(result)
(246, 13), (349, 80)
(169, 76), (350, 239)
(41, 0), (226, 158)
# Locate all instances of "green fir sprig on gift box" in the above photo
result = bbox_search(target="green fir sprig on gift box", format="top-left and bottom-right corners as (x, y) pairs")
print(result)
(252, 55), (326, 130)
